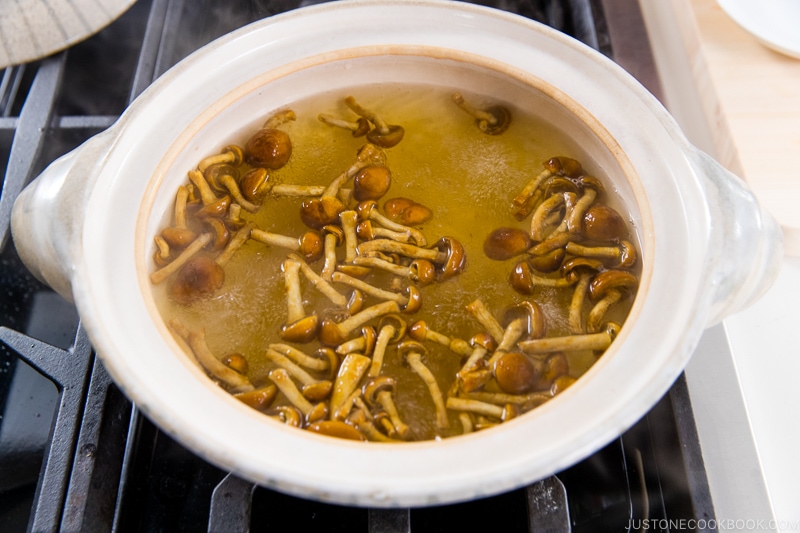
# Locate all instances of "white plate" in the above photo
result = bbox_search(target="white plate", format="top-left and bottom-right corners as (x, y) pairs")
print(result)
(717, 0), (800, 59)
(0, 0), (137, 69)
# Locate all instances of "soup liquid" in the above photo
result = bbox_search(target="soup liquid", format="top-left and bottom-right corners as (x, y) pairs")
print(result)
(152, 84), (635, 441)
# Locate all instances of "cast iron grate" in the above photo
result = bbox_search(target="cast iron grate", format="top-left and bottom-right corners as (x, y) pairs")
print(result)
(0, 1), (712, 531)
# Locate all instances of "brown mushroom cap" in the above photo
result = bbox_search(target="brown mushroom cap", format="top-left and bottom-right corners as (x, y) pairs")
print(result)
(544, 156), (583, 178)
(589, 270), (639, 301)
(401, 285), (423, 314)
(306, 420), (366, 441)
(160, 227), (197, 249)
(239, 167), (269, 204)
(353, 165), (392, 201)
(280, 315), (320, 344)
(433, 236), (466, 280)
(366, 124), (405, 148)
(503, 300), (546, 340)
(477, 105), (512, 135)
(169, 255), (225, 305)
(493, 351), (541, 394)
(300, 196), (345, 229)
(204, 163), (239, 194)
(244, 128), (292, 170)
(528, 247), (566, 273)
(583, 205), (628, 242)
(298, 230), (324, 262)
(483, 227), (532, 260)
(561, 257), (604, 282)
(383, 197), (433, 226)
(509, 260), (535, 295)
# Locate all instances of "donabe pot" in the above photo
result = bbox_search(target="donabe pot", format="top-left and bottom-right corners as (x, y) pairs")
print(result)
(10, 0), (782, 507)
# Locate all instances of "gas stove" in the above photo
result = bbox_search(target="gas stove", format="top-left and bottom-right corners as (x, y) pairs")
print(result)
(0, 1), (719, 531)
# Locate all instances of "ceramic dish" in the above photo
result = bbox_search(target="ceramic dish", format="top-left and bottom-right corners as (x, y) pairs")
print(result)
(718, 0), (800, 59)
(10, 0), (783, 506)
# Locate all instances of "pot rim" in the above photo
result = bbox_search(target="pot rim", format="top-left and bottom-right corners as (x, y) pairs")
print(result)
(71, 0), (710, 506)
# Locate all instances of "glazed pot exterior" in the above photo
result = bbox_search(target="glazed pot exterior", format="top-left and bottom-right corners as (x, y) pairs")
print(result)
(10, 0), (783, 506)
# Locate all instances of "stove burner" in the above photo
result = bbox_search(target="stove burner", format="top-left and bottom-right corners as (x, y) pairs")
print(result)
(0, 1), (715, 531)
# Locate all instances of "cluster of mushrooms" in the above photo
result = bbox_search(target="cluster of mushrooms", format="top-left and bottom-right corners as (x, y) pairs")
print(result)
(149, 93), (639, 443)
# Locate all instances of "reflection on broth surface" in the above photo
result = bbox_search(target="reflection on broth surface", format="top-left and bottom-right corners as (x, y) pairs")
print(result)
(149, 84), (640, 442)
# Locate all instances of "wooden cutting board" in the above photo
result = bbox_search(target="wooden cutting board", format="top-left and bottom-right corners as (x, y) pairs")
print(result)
(641, 0), (800, 256)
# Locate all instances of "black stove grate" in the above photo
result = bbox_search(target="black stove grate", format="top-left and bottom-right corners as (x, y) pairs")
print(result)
(0, 1), (714, 531)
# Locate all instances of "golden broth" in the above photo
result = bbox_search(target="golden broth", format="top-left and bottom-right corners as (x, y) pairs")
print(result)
(151, 83), (638, 441)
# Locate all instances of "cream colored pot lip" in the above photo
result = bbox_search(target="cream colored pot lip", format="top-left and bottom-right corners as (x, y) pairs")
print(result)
(67, 0), (706, 507)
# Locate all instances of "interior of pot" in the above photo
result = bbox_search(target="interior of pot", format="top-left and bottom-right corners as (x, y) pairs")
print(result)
(130, 46), (654, 504)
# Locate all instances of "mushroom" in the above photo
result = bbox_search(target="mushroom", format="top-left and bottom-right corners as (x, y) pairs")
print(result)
(168, 252), (225, 305)
(368, 314), (406, 377)
(566, 175), (605, 235)
(508, 259), (577, 295)
(463, 390), (552, 409)
(528, 247), (566, 273)
(356, 220), (414, 244)
(268, 368), (317, 419)
(552, 375), (577, 395)
(483, 227), (532, 261)
(465, 299), (505, 343)
(511, 156), (583, 220)
(250, 228), (323, 263)
(331, 272), (422, 313)
(344, 96), (405, 148)
(456, 346), (492, 393)
(203, 218), (230, 252)
(159, 186), (196, 249)
(492, 351), (542, 394)
(346, 288), (365, 316)
(299, 144), (385, 229)
(280, 257), (319, 344)
(399, 341), (449, 430)
(169, 321), (253, 394)
(213, 167), (259, 213)
(353, 165), (392, 201)
(459, 412), (474, 434)
(491, 301), (546, 358)
(269, 343), (332, 373)
(289, 253), (349, 307)
(306, 420), (366, 441)
(226, 203), (246, 230)
(526, 232), (571, 258)
(187, 169), (220, 207)
(153, 235), (172, 267)
(561, 257), (605, 334)
(581, 204), (629, 242)
(363, 376), (410, 439)
(451, 92), (511, 135)
(347, 409), (402, 442)
(355, 200), (426, 246)
(244, 109), (295, 170)
(197, 145), (244, 173)
(329, 353), (371, 417)
(339, 210), (359, 263)
(318, 113), (371, 137)
(266, 405), (303, 427)
(234, 385), (277, 411)
(319, 300), (401, 346)
(318, 225), (344, 280)
(335, 326), (378, 357)
(263, 348), (331, 399)
(529, 191), (568, 242)
(445, 397), (516, 422)
(565, 240), (638, 269)
(356, 236), (465, 280)
(222, 352), (248, 375)
(383, 197), (432, 226)
(351, 256), (435, 286)
(587, 271), (638, 333)
(150, 232), (210, 283)
(239, 167), (269, 204)
(408, 320), (472, 357)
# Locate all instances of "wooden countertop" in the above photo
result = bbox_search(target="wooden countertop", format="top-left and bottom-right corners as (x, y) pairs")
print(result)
(641, 0), (800, 255)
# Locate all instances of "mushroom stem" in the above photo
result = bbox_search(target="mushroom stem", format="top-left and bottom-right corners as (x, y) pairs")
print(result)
(269, 184), (327, 197)
(251, 229), (322, 263)
(331, 271), (407, 305)
(459, 413), (474, 434)
(268, 344), (330, 372)
(322, 143), (385, 199)
(187, 169), (218, 206)
(587, 289), (623, 333)
(264, 348), (321, 387)
(169, 321), (253, 394)
(269, 368), (314, 415)
(175, 185), (190, 228)
(153, 235), (170, 264)
(404, 349), (449, 430)
(318, 113), (370, 136)
(512, 168), (553, 220)
(339, 210), (359, 263)
(319, 300), (401, 346)
(565, 240), (637, 268)
(463, 390), (553, 407)
(343, 97), (390, 134)
(368, 322), (396, 377)
(214, 222), (254, 267)
(219, 174), (258, 213)
(150, 233), (212, 284)
(197, 145), (243, 173)
(488, 317), (527, 365)
(330, 353), (371, 417)
(530, 191), (567, 241)
(408, 321), (472, 357)
(356, 201), (427, 245)
(519, 323), (619, 354)
(357, 239), (443, 263)
(288, 253), (348, 307)
(465, 299), (505, 343)
(451, 92), (498, 125)
(445, 397), (504, 419)
(567, 188), (598, 234)
(451, 92), (511, 135)
(569, 274), (593, 334)
(282, 258), (306, 324)
(348, 410), (403, 442)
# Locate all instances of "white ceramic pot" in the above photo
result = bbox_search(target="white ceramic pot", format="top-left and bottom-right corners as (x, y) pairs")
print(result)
(10, 0), (783, 507)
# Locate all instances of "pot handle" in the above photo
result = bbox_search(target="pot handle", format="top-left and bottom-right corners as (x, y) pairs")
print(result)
(10, 130), (116, 302)
(690, 148), (784, 326)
